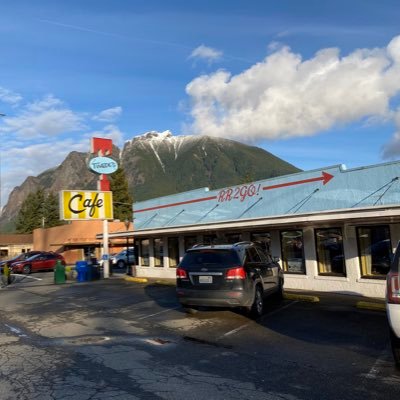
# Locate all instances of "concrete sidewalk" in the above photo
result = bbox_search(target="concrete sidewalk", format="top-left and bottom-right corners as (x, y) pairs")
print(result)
(122, 275), (386, 312)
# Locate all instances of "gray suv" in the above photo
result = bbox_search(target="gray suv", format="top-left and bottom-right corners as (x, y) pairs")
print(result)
(176, 241), (284, 317)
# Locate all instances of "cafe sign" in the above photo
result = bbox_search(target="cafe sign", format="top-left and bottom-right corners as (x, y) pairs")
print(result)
(60, 190), (113, 220)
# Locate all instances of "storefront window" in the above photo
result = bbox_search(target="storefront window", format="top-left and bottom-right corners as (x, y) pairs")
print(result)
(184, 236), (197, 251)
(154, 238), (164, 267)
(357, 226), (392, 278)
(315, 228), (345, 276)
(140, 239), (150, 267)
(251, 232), (271, 254)
(280, 230), (305, 274)
(168, 237), (180, 268)
(203, 234), (217, 245)
(225, 233), (242, 244)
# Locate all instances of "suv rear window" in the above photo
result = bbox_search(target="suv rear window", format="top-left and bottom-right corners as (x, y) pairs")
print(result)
(180, 249), (241, 268)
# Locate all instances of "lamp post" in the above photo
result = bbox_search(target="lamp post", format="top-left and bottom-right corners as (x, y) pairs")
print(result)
(124, 219), (130, 275)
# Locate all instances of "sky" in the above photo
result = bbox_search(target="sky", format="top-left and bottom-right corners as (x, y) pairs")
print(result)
(1, 0), (400, 211)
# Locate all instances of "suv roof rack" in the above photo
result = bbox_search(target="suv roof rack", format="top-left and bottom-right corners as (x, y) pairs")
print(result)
(233, 241), (253, 247)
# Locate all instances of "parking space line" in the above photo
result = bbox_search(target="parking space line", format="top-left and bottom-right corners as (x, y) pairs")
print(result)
(218, 300), (299, 340)
(4, 324), (28, 338)
(137, 306), (180, 320)
(219, 323), (251, 339)
(11, 274), (43, 281)
(365, 348), (390, 380)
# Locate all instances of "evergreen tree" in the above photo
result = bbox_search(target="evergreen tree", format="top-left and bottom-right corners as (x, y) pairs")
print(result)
(43, 191), (64, 228)
(15, 189), (64, 233)
(109, 167), (133, 222)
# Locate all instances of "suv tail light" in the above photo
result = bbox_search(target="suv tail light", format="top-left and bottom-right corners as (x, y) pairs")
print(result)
(387, 271), (400, 304)
(226, 266), (246, 280)
(176, 268), (188, 279)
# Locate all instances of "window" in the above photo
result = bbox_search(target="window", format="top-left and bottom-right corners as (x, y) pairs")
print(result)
(140, 239), (150, 267)
(168, 237), (180, 268)
(184, 236), (197, 251)
(225, 233), (242, 244)
(180, 249), (241, 268)
(357, 226), (392, 279)
(315, 228), (345, 276)
(154, 238), (164, 267)
(246, 247), (261, 263)
(203, 234), (217, 245)
(251, 232), (271, 254)
(280, 230), (305, 274)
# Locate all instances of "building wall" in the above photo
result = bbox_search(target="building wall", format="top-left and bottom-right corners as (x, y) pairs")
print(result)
(33, 220), (132, 265)
(0, 234), (34, 260)
(133, 221), (397, 299)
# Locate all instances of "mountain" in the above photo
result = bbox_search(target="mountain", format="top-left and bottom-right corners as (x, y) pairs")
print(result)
(0, 131), (300, 232)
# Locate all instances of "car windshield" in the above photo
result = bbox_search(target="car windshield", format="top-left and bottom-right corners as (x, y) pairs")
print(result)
(25, 254), (43, 261)
(180, 249), (241, 268)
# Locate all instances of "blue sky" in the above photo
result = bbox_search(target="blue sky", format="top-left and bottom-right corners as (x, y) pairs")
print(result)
(1, 0), (400, 210)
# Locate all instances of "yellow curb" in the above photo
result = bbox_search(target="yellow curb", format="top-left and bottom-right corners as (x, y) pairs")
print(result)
(356, 301), (386, 311)
(154, 280), (176, 286)
(124, 277), (148, 283)
(284, 293), (320, 303)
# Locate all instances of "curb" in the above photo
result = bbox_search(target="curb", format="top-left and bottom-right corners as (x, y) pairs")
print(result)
(284, 293), (320, 303)
(124, 276), (148, 283)
(154, 280), (176, 286)
(355, 301), (386, 312)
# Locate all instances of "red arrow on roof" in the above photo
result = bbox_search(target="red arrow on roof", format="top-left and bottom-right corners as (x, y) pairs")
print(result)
(262, 171), (334, 191)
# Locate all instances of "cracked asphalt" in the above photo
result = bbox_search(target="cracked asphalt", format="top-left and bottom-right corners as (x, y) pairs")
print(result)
(0, 272), (399, 400)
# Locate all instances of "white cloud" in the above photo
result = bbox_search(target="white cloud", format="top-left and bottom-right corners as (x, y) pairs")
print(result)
(93, 106), (122, 122)
(0, 93), (127, 208)
(0, 138), (89, 209)
(0, 95), (85, 138)
(382, 108), (400, 158)
(185, 35), (400, 154)
(88, 124), (124, 147)
(0, 87), (22, 105)
(189, 44), (223, 64)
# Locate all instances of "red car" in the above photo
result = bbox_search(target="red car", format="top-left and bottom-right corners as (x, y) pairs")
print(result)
(11, 252), (65, 274)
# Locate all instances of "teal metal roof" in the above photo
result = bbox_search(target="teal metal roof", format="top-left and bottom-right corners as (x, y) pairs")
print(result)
(133, 161), (400, 231)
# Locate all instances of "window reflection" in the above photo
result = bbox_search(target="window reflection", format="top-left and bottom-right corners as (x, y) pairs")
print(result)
(251, 232), (271, 254)
(168, 237), (180, 268)
(357, 226), (392, 278)
(140, 239), (150, 267)
(315, 228), (345, 276)
(280, 230), (305, 274)
(154, 238), (164, 267)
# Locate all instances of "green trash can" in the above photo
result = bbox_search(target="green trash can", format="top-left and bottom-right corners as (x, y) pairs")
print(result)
(54, 260), (66, 284)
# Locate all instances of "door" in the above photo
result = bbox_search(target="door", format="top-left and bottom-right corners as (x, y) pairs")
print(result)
(245, 247), (268, 289)
(256, 248), (279, 291)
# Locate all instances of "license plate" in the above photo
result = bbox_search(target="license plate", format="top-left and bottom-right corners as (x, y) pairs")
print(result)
(199, 275), (213, 284)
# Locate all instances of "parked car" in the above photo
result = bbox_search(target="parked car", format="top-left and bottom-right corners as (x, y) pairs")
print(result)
(0, 251), (44, 269)
(109, 248), (135, 269)
(11, 252), (65, 274)
(386, 241), (400, 368)
(176, 241), (284, 317)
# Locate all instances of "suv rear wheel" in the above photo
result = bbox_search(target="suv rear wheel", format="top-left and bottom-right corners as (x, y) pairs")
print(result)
(250, 286), (264, 318)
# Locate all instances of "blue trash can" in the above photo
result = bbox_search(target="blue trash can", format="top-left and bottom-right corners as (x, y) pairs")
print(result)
(76, 261), (88, 282)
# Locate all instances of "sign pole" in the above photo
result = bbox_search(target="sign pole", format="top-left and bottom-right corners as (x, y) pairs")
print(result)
(103, 219), (110, 278)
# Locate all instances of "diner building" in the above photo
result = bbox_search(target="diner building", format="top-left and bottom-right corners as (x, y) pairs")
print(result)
(106, 160), (400, 299)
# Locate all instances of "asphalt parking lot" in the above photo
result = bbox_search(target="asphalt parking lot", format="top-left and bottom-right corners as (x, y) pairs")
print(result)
(0, 271), (399, 400)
